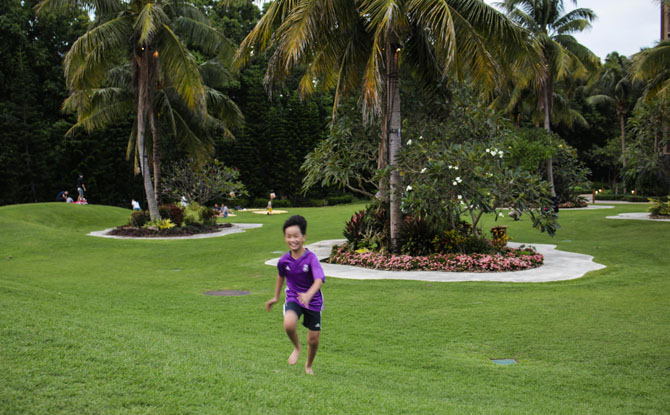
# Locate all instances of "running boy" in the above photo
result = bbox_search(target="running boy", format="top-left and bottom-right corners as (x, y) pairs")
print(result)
(265, 215), (325, 375)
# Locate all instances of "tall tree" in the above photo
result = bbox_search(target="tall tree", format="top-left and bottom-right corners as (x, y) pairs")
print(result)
(499, 0), (599, 197)
(587, 52), (640, 193)
(36, 0), (240, 220)
(234, 0), (531, 252)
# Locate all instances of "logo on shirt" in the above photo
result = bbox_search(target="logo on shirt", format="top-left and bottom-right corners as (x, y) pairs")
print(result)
(302, 264), (310, 272)
(285, 265), (291, 271)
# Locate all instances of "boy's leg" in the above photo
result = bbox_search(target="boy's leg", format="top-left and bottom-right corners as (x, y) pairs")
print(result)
(283, 310), (301, 365)
(305, 330), (320, 375)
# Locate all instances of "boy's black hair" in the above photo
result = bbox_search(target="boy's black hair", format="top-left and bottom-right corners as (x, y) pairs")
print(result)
(283, 215), (307, 235)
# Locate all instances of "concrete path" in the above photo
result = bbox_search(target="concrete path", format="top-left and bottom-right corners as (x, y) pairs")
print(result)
(265, 240), (606, 283)
(89, 223), (263, 240)
(606, 212), (670, 222)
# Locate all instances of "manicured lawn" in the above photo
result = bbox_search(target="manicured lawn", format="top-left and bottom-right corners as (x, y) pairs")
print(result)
(1, 202), (668, 414)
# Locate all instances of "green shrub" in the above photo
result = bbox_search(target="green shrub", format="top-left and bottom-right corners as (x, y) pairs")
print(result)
(143, 219), (176, 230)
(461, 235), (493, 254)
(201, 206), (217, 226)
(252, 197), (269, 208)
(302, 199), (328, 207)
(164, 204), (184, 227)
(648, 197), (670, 216)
(183, 202), (204, 227)
(327, 194), (354, 205)
(398, 215), (439, 256)
(129, 211), (148, 228)
(273, 199), (291, 208)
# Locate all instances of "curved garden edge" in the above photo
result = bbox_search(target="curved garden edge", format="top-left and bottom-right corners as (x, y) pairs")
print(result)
(265, 240), (606, 283)
(88, 223), (263, 240)
(606, 212), (670, 222)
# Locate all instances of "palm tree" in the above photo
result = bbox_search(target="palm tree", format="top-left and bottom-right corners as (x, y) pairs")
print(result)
(587, 52), (640, 193)
(234, 0), (532, 252)
(498, 0), (599, 198)
(37, 0), (239, 220)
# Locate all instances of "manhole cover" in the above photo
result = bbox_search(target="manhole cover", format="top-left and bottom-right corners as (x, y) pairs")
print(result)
(204, 290), (251, 296)
(491, 359), (517, 365)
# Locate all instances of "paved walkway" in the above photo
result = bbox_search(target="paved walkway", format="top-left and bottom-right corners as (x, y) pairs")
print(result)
(265, 240), (606, 283)
(606, 212), (670, 222)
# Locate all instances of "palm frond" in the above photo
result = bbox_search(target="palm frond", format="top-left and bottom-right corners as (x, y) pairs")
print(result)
(135, 2), (170, 45)
(64, 15), (133, 90)
(157, 24), (206, 110)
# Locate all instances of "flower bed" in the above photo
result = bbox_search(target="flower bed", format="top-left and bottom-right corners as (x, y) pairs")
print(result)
(327, 245), (543, 272)
(108, 223), (232, 237)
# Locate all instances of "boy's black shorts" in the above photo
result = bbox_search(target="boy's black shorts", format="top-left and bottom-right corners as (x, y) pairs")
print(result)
(284, 301), (322, 331)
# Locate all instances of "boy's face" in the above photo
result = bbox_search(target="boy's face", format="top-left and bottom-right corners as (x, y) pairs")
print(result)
(284, 225), (306, 252)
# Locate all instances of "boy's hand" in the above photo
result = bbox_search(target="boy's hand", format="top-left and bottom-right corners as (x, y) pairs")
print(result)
(265, 297), (278, 312)
(297, 292), (312, 307)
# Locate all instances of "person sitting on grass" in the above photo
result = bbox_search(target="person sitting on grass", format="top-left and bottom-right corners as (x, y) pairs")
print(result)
(56, 190), (68, 202)
(265, 215), (325, 375)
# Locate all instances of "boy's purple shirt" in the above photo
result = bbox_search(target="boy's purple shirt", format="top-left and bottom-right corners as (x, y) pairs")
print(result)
(277, 249), (325, 312)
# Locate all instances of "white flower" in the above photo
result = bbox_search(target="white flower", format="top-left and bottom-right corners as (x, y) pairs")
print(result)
(407, 139), (412, 145)
(457, 195), (462, 200)
(406, 185), (413, 191)
(420, 167), (427, 173)
(419, 135), (423, 140)
(453, 181), (458, 186)
(498, 151), (504, 157)
(448, 165), (453, 169)
(499, 212), (504, 217)
(454, 166), (459, 170)
(485, 148), (490, 153)
(456, 177), (462, 183)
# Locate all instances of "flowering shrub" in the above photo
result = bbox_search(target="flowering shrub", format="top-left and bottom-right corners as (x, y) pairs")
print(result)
(328, 245), (543, 272)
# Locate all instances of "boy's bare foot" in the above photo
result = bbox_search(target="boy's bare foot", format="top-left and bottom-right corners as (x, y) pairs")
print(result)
(288, 348), (301, 365)
(305, 364), (314, 375)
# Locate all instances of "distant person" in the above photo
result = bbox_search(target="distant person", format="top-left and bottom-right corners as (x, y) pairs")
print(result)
(223, 204), (229, 218)
(131, 199), (141, 211)
(267, 190), (276, 215)
(77, 175), (86, 202)
(180, 195), (188, 207)
(56, 190), (68, 202)
(66, 196), (73, 203)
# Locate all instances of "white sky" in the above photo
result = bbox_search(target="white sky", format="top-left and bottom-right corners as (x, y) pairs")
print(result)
(485, 0), (662, 60)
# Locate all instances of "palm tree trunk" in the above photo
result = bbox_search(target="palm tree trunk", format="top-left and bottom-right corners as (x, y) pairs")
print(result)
(137, 47), (160, 221)
(542, 82), (556, 198)
(386, 40), (402, 253)
(150, 110), (161, 207)
(619, 111), (627, 194)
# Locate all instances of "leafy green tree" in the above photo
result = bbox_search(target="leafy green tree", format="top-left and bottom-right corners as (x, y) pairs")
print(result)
(235, 0), (531, 251)
(587, 52), (641, 193)
(161, 158), (247, 204)
(37, 0), (240, 220)
(0, 0), (88, 205)
(625, 96), (670, 195)
(498, 0), (599, 197)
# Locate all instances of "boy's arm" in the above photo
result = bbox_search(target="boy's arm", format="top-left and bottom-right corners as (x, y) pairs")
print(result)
(265, 275), (284, 312)
(297, 278), (323, 308)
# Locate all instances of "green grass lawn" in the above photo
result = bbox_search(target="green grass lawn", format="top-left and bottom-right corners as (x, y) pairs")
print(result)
(1, 202), (668, 414)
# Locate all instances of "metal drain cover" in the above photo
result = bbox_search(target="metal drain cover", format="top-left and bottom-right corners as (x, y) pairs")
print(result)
(204, 290), (251, 296)
(491, 359), (517, 365)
